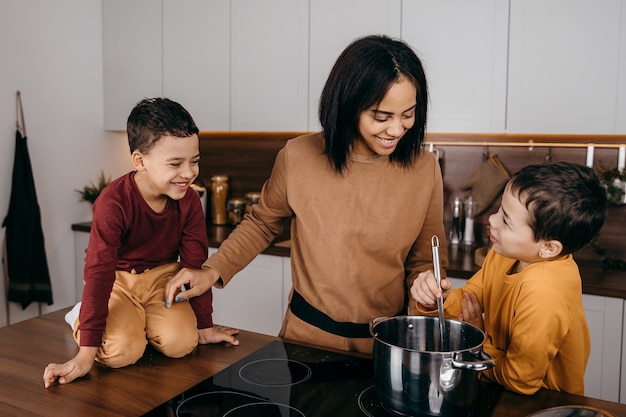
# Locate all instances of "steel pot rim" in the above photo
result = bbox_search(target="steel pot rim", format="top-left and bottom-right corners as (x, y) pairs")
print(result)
(369, 315), (488, 354)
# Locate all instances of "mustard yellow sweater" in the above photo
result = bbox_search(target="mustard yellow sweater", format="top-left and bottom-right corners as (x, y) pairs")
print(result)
(205, 132), (447, 352)
(443, 248), (590, 395)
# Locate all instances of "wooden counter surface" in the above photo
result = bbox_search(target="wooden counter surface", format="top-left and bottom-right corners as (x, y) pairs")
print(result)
(0, 308), (275, 416)
(2, 308), (626, 416)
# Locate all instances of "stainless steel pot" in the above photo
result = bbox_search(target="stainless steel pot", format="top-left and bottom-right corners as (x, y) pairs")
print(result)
(370, 316), (495, 417)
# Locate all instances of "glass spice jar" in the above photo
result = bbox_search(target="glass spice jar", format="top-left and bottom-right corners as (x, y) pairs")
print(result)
(245, 191), (261, 214)
(210, 175), (229, 225)
(227, 198), (247, 226)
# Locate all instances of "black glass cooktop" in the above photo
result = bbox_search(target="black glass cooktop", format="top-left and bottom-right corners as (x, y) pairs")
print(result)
(142, 340), (399, 417)
(142, 340), (496, 416)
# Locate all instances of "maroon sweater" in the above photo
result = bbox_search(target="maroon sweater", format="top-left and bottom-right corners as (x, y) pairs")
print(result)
(78, 172), (212, 347)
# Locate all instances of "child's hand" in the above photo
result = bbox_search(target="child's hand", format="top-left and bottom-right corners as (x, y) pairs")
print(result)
(410, 270), (451, 309)
(459, 291), (484, 331)
(43, 346), (98, 388)
(198, 325), (240, 346)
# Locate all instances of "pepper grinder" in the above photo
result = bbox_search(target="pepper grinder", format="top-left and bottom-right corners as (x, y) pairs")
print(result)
(210, 175), (229, 225)
(450, 197), (463, 245)
(463, 196), (476, 248)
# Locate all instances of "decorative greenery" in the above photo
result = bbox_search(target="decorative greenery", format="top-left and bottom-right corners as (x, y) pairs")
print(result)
(75, 171), (112, 204)
(596, 164), (625, 205)
(587, 236), (626, 271)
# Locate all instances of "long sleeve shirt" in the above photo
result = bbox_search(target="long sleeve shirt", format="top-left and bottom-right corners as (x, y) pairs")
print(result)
(78, 172), (212, 346)
(435, 248), (590, 395)
(205, 132), (447, 344)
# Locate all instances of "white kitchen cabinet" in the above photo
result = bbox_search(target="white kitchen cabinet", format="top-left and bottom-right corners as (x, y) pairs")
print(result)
(104, 0), (308, 131)
(308, 0), (402, 131)
(103, 1), (626, 134)
(163, 0), (230, 131)
(210, 248), (287, 336)
(103, 0), (230, 131)
(583, 294), (623, 402)
(103, 0), (162, 130)
(401, 1), (509, 133)
(507, 0), (626, 134)
(230, 0), (309, 131)
(620, 300), (626, 404)
(73, 231), (90, 303)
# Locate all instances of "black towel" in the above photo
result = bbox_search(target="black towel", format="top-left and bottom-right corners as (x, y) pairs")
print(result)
(2, 129), (53, 309)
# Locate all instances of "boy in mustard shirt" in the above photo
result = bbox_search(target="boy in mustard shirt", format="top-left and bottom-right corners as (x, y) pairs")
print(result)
(411, 161), (607, 395)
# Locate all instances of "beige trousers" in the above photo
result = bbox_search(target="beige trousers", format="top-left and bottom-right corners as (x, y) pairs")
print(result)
(73, 262), (198, 368)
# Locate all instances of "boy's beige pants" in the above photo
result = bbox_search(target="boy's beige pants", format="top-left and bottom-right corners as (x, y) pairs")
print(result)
(72, 262), (198, 368)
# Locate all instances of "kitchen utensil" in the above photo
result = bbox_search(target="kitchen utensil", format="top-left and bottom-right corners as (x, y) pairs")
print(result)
(526, 405), (615, 417)
(432, 235), (446, 351)
(370, 316), (495, 417)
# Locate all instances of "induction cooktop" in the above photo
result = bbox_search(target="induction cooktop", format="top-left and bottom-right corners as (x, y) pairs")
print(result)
(142, 340), (486, 416)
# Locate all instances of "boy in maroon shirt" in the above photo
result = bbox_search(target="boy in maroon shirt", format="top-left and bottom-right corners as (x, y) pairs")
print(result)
(44, 98), (238, 388)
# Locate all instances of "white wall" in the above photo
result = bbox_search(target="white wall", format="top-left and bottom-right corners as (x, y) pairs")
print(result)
(0, 0), (131, 325)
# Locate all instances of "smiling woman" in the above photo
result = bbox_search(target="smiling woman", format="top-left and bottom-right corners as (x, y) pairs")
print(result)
(164, 34), (447, 356)
(355, 76), (417, 157)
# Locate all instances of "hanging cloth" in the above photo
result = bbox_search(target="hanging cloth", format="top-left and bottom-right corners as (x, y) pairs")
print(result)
(2, 91), (53, 309)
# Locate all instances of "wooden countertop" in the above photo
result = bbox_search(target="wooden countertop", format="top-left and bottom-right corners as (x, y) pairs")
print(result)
(2, 308), (626, 416)
(72, 221), (626, 299)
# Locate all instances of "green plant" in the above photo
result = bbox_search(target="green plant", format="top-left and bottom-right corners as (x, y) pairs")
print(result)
(75, 171), (112, 204)
(596, 164), (625, 205)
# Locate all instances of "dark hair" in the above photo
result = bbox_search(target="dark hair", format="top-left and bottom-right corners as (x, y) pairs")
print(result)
(318, 35), (428, 174)
(127, 97), (199, 154)
(508, 161), (607, 254)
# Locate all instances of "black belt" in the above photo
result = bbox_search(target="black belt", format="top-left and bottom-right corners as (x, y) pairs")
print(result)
(289, 290), (374, 339)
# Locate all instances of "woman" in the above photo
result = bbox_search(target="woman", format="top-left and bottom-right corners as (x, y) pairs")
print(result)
(165, 34), (447, 353)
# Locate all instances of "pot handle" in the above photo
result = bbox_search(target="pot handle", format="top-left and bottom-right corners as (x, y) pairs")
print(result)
(369, 317), (388, 336)
(451, 350), (496, 372)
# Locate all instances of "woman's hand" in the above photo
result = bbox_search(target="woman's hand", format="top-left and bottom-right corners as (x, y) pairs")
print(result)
(198, 325), (240, 345)
(164, 267), (220, 308)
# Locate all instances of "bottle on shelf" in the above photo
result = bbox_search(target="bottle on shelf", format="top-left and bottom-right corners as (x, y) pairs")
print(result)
(450, 196), (463, 245)
(463, 196), (476, 248)
(210, 175), (229, 225)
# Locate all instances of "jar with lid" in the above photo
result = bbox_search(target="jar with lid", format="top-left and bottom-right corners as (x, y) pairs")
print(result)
(227, 198), (247, 226)
(210, 175), (229, 225)
(245, 191), (261, 214)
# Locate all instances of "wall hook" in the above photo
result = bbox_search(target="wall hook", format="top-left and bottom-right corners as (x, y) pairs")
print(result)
(544, 147), (553, 163)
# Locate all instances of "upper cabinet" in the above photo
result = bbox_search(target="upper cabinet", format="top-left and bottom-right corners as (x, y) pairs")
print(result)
(401, 1), (509, 133)
(104, 0), (230, 131)
(163, 0), (230, 131)
(507, 0), (626, 134)
(230, 0), (308, 131)
(103, 0), (162, 130)
(308, 0), (402, 131)
(103, 0), (626, 134)
(103, 0), (306, 131)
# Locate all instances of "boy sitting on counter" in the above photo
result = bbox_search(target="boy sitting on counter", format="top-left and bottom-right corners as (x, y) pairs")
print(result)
(44, 98), (238, 388)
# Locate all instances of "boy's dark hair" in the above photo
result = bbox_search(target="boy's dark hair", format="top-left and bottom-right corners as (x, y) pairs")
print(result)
(509, 161), (607, 254)
(127, 97), (199, 154)
(318, 34), (428, 175)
